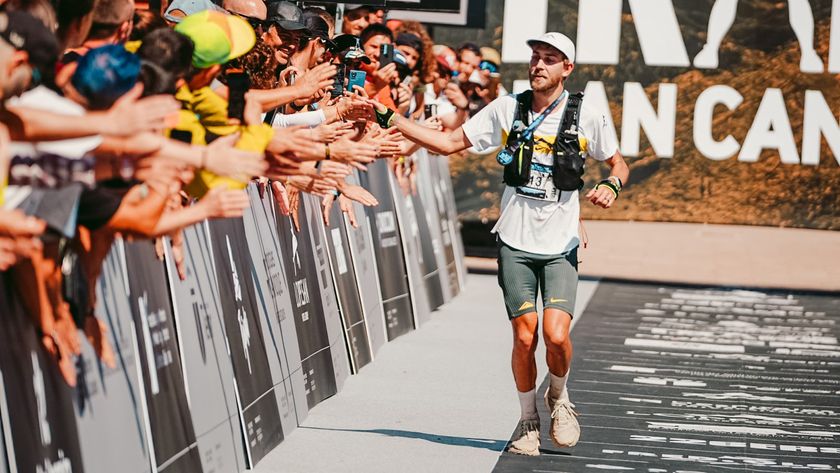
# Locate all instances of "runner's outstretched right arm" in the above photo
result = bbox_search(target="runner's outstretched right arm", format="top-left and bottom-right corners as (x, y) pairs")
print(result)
(366, 99), (472, 156)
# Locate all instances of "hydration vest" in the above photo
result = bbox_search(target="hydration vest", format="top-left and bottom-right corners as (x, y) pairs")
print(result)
(501, 90), (586, 192)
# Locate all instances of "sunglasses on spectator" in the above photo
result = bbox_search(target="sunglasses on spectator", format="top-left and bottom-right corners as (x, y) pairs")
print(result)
(228, 10), (265, 30)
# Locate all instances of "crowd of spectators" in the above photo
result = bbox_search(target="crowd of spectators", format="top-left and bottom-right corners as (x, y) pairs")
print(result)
(0, 0), (505, 386)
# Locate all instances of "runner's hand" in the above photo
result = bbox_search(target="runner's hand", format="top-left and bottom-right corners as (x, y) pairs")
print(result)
(586, 186), (616, 209)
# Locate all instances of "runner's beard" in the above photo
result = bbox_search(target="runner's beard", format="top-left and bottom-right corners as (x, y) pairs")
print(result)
(529, 71), (560, 93)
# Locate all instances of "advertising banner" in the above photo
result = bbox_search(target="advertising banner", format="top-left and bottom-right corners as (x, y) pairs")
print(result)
(163, 226), (246, 473)
(323, 199), (373, 372)
(0, 277), (84, 473)
(302, 194), (350, 392)
(389, 172), (433, 327)
(436, 158), (467, 292)
(414, 153), (455, 302)
(343, 172), (388, 358)
(454, 0), (840, 230)
(75, 248), (149, 473)
(358, 160), (416, 340)
(242, 186), (305, 436)
(122, 240), (203, 473)
(207, 218), (284, 466)
(273, 198), (338, 408)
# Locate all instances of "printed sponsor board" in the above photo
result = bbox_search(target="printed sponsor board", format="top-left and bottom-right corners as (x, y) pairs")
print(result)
(163, 227), (246, 473)
(207, 219), (284, 466)
(389, 171), (433, 327)
(75, 249), (149, 473)
(302, 195), (351, 391)
(246, 185), (309, 429)
(0, 276), (84, 473)
(122, 240), (203, 473)
(323, 198), (373, 372)
(273, 198), (338, 408)
(343, 171), (388, 358)
(358, 160), (416, 340)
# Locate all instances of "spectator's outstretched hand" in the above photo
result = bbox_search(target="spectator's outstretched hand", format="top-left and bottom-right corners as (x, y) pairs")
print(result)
(106, 84), (180, 136)
(311, 121), (354, 143)
(340, 184), (378, 207)
(329, 138), (379, 170)
(271, 180), (291, 216)
(338, 195), (359, 228)
(296, 62), (337, 99)
(362, 126), (403, 158)
(197, 186), (251, 219)
(204, 133), (268, 179)
(318, 160), (351, 181)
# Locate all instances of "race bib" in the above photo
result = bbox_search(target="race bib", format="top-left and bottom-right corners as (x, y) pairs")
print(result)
(515, 164), (559, 202)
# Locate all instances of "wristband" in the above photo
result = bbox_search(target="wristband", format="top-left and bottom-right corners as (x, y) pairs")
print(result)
(607, 175), (622, 190)
(595, 180), (619, 199)
(375, 108), (396, 128)
(325, 143), (331, 160)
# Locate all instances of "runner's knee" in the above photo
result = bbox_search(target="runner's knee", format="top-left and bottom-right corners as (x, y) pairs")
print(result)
(543, 325), (570, 350)
(513, 325), (539, 353)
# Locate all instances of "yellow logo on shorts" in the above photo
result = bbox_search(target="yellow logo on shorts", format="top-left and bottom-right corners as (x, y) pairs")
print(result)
(518, 302), (535, 311)
(549, 298), (567, 304)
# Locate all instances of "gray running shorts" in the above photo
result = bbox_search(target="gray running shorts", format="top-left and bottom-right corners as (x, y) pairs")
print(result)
(496, 239), (578, 319)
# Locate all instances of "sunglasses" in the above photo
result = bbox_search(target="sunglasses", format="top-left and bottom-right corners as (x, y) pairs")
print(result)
(228, 10), (264, 29)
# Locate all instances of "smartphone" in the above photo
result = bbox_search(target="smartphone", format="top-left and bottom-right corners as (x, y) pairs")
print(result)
(288, 71), (297, 86)
(424, 104), (438, 118)
(331, 66), (346, 98)
(378, 43), (394, 68)
(170, 129), (193, 143)
(347, 69), (366, 94)
(400, 74), (413, 87)
(226, 72), (250, 121)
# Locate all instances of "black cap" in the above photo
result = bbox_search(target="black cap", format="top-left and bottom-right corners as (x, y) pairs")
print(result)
(302, 15), (336, 49)
(331, 34), (359, 53)
(0, 11), (60, 81)
(266, 1), (306, 31)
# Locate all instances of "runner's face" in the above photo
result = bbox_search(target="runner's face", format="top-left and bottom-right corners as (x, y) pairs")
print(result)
(528, 43), (571, 92)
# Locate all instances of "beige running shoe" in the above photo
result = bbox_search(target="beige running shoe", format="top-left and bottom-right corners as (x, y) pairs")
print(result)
(508, 418), (541, 456)
(544, 391), (580, 448)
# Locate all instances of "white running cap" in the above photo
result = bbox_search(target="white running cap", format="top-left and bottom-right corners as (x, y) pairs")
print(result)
(526, 32), (576, 64)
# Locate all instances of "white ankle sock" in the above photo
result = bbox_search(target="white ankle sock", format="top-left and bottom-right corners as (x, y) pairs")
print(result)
(518, 389), (538, 420)
(549, 372), (570, 401)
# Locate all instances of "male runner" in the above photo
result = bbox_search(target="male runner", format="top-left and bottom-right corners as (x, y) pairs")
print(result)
(368, 32), (629, 455)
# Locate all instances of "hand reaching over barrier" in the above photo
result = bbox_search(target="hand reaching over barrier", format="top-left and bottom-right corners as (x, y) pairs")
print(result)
(328, 138), (379, 170)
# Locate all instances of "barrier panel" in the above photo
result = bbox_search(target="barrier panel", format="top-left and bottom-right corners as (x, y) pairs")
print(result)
(163, 226), (247, 473)
(0, 156), (464, 472)
(323, 197), (373, 372)
(343, 171), (388, 359)
(358, 160), (416, 341)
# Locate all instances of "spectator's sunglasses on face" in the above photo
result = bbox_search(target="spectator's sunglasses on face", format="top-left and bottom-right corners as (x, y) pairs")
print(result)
(228, 10), (265, 30)
(479, 60), (499, 74)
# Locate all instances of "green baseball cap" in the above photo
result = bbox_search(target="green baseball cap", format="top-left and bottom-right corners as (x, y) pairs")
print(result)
(174, 10), (256, 68)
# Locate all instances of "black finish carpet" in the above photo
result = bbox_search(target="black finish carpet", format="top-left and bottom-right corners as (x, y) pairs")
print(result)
(494, 281), (840, 473)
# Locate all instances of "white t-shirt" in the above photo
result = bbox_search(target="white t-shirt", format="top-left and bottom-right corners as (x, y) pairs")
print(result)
(462, 91), (618, 255)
